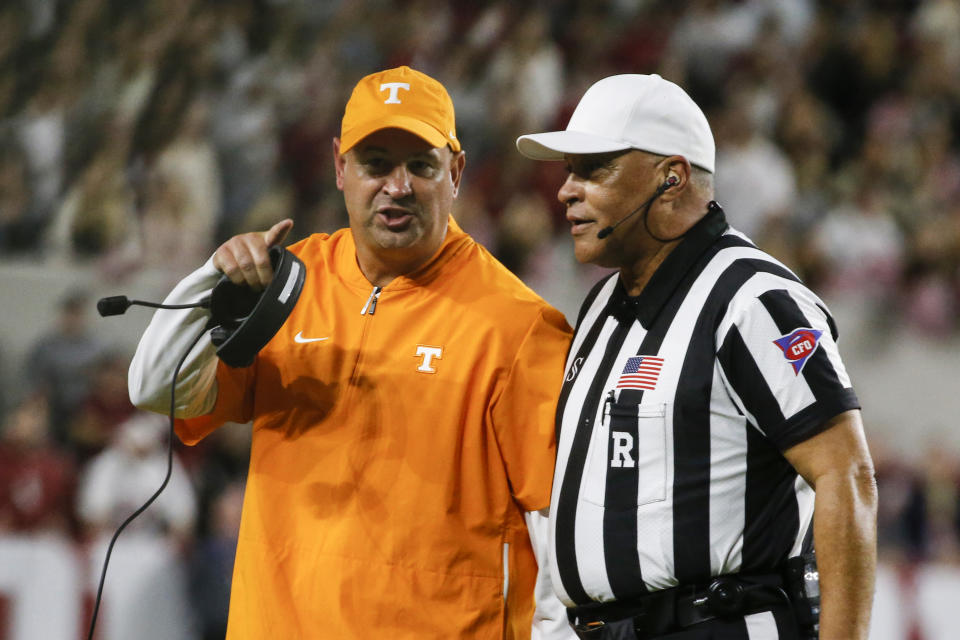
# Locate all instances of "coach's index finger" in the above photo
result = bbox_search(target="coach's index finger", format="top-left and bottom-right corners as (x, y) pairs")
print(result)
(264, 218), (294, 248)
(248, 218), (295, 289)
(213, 219), (294, 290)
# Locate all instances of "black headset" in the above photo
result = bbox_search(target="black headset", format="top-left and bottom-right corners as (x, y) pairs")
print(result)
(98, 245), (306, 366)
(207, 245), (306, 367)
(89, 245), (305, 639)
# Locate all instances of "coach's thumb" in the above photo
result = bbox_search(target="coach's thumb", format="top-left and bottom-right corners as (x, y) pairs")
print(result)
(264, 218), (294, 248)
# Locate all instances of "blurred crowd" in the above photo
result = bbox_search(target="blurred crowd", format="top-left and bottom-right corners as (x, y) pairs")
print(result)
(1, 0), (959, 637)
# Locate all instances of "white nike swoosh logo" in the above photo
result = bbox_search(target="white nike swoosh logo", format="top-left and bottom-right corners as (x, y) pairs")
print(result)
(294, 332), (329, 344)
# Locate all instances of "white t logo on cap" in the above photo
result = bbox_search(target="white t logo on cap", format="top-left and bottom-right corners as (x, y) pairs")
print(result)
(380, 82), (410, 104)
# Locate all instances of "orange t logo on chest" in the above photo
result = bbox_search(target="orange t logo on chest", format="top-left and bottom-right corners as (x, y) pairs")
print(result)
(414, 345), (443, 373)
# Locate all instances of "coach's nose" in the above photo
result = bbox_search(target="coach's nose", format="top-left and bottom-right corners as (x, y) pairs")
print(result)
(383, 165), (413, 199)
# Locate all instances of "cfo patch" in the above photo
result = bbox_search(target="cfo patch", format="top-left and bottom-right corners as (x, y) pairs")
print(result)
(773, 328), (823, 375)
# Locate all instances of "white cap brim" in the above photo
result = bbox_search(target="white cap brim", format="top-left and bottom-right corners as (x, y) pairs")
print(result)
(516, 130), (632, 161)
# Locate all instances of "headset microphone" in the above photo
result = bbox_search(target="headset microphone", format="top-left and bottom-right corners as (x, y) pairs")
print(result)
(97, 246), (305, 367)
(96, 295), (210, 317)
(596, 176), (678, 240)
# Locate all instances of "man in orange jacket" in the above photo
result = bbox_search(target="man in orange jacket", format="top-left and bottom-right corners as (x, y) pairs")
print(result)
(128, 66), (574, 639)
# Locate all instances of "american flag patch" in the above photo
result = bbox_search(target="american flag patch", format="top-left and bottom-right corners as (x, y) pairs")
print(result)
(616, 356), (664, 391)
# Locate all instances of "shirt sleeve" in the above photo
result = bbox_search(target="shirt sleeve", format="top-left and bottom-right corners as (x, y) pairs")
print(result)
(127, 256), (222, 419)
(717, 286), (860, 451)
(127, 256), (257, 445)
(491, 306), (573, 512)
(174, 359), (255, 445)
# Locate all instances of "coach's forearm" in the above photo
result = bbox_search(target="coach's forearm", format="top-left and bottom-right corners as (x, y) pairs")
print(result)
(812, 464), (877, 640)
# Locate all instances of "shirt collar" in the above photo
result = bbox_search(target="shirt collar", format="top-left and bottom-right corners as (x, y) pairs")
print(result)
(337, 215), (470, 291)
(610, 201), (729, 328)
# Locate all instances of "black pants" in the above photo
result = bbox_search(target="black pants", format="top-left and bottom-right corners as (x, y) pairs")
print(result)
(571, 603), (801, 640)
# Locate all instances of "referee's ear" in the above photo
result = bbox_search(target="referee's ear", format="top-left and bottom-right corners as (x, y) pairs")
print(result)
(657, 155), (691, 204)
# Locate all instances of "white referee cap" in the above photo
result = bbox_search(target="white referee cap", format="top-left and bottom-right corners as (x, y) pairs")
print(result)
(516, 74), (715, 173)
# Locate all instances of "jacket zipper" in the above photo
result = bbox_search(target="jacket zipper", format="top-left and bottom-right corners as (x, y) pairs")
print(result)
(343, 285), (383, 408)
(502, 542), (510, 602)
(361, 285), (382, 315)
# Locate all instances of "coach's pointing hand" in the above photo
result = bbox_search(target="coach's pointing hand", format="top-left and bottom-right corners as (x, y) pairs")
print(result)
(213, 218), (294, 291)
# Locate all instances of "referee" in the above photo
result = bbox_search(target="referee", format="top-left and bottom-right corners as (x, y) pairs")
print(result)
(516, 74), (877, 639)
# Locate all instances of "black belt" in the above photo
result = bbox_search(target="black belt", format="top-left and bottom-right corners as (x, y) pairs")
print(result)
(567, 573), (789, 639)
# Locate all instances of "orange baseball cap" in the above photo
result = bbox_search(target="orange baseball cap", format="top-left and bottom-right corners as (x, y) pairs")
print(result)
(339, 66), (460, 155)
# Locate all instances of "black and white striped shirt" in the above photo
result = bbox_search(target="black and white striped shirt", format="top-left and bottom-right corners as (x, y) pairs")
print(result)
(549, 204), (859, 607)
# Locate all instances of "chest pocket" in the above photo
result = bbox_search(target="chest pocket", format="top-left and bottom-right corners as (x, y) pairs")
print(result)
(580, 401), (669, 509)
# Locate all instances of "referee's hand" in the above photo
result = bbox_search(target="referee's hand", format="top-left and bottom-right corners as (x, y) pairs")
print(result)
(213, 218), (294, 291)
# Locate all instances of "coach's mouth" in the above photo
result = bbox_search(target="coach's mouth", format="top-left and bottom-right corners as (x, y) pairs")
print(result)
(377, 206), (416, 230)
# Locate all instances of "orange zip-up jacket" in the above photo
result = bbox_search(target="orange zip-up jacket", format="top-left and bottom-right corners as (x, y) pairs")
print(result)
(158, 218), (572, 639)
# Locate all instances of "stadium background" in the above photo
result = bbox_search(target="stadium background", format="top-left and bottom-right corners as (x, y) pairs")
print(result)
(0, 0), (958, 638)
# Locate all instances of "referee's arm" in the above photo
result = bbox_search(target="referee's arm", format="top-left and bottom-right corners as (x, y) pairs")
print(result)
(783, 409), (877, 640)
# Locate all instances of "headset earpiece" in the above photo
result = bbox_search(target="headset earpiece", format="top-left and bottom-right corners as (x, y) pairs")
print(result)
(209, 246), (305, 367)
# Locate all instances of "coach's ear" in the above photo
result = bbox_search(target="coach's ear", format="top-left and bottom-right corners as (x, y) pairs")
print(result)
(333, 138), (345, 190)
(449, 149), (465, 198)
